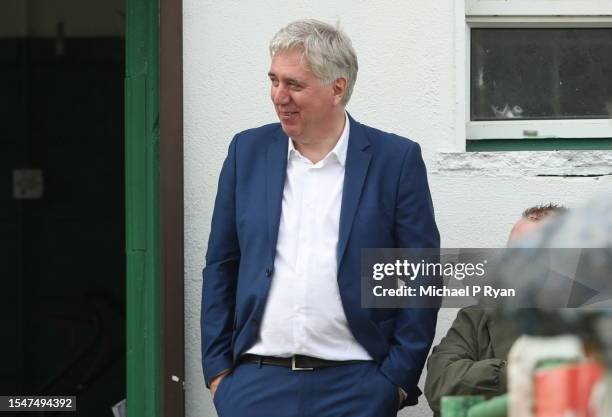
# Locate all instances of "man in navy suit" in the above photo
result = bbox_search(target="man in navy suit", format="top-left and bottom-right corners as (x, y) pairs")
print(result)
(202, 19), (440, 417)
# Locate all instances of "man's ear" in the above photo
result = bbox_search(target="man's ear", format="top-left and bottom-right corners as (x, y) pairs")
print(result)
(332, 78), (348, 105)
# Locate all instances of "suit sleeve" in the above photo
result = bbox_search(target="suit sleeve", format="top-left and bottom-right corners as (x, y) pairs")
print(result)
(424, 308), (507, 417)
(379, 142), (441, 407)
(201, 136), (240, 387)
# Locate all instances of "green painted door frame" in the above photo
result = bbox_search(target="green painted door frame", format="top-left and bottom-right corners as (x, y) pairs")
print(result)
(125, 0), (161, 414)
(125, 0), (184, 412)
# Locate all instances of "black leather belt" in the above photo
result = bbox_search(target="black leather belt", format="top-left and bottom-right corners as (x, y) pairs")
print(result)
(240, 354), (370, 371)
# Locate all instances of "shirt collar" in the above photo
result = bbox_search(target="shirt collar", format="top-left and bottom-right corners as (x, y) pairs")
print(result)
(287, 112), (350, 167)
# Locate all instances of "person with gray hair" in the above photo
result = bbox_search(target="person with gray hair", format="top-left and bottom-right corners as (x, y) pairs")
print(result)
(202, 19), (439, 417)
(268, 19), (359, 107)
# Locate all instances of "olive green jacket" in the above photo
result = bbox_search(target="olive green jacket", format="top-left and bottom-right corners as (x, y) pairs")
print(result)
(424, 307), (521, 417)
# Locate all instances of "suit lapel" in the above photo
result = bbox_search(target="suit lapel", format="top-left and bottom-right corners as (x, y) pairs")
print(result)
(266, 129), (289, 260)
(337, 116), (371, 268)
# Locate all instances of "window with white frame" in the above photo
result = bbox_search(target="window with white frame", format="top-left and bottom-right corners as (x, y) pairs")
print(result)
(465, 0), (612, 145)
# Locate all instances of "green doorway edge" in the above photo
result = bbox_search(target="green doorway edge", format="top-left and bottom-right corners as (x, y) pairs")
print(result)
(125, 0), (161, 413)
(125, 0), (185, 412)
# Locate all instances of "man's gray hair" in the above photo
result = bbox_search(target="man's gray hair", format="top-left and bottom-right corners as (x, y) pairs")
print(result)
(269, 19), (358, 106)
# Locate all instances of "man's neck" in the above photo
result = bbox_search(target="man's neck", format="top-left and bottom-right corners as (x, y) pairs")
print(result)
(293, 110), (346, 164)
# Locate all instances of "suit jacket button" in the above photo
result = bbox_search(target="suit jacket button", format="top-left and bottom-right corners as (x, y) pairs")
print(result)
(265, 267), (272, 277)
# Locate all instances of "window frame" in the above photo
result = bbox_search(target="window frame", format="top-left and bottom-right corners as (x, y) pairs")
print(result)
(463, 1), (612, 146)
(466, 0), (612, 17)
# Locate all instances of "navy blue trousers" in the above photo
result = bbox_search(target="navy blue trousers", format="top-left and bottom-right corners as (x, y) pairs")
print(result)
(213, 361), (399, 417)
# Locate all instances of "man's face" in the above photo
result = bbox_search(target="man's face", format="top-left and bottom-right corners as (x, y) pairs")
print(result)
(268, 49), (341, 141)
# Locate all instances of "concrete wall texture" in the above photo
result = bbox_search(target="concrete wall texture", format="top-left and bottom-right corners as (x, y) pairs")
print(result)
(183, 1), (612, 416)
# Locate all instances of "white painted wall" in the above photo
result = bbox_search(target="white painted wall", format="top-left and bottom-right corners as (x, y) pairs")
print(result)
(183, 1), (612, 416)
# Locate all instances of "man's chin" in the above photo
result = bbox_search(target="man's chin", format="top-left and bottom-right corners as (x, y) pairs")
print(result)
(280, 123), (300, 138)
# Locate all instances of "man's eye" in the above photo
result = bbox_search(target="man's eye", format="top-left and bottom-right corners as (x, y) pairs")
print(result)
(270, 79), (279, 86)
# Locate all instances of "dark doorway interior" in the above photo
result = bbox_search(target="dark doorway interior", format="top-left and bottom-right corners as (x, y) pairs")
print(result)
(0, 7), (126, 417)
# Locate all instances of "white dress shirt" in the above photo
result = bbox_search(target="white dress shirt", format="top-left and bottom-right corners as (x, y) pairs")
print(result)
(246, 113), (372, 361)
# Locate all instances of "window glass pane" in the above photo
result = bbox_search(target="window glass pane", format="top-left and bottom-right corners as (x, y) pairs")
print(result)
(471, 28), (612, 121)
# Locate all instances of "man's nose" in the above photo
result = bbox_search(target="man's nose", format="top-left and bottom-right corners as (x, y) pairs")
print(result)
(272, 85), (290, 105)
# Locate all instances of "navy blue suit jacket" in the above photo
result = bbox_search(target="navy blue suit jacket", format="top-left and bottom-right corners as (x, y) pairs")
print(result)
(202, 114), (440, 406)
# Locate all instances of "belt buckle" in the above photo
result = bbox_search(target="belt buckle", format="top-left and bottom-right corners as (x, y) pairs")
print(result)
(291, 356), (313, 371)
